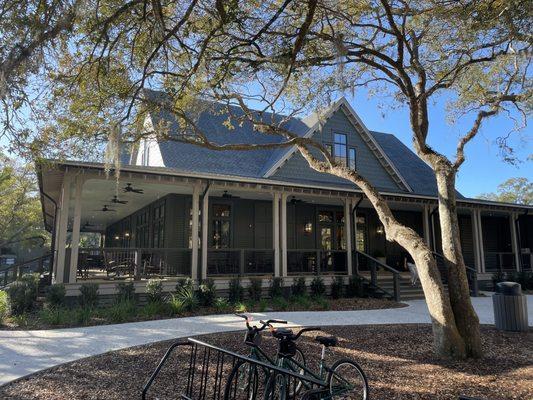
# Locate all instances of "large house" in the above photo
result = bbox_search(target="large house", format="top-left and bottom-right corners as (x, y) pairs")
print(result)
(36, 95), (533, 299)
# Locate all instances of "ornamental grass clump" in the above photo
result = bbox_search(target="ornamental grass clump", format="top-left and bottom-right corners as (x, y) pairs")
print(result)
(116, 282), (136, 303)
(331, 276), (344, 299)
(0, 290), (10, 322)
(228, 278), (244, 303)
(310, 276), (326, 297)
(197, 279), (216, 307)
(146, 279), (164, 303)
(268, 277), (283, 298)
(291, 277), (307, 297)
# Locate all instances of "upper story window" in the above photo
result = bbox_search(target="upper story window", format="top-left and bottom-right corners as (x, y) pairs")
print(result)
(333, 133), (347, 166)
(349, 147), (356, 170)
(333, 133), (356, 170)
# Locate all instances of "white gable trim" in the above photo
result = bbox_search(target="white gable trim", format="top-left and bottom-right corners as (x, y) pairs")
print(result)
(263, 97), (412, 193)
(135, 115), (166, 168)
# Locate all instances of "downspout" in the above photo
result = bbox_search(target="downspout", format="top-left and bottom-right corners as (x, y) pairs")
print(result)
(429, 206), (438, 253)
(40, 189), (58, 285)
(515, 209), (528, 272)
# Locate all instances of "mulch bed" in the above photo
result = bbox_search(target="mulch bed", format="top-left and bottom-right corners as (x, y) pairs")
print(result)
(1, 297), (404, 330)
(1, 324), (531, 399)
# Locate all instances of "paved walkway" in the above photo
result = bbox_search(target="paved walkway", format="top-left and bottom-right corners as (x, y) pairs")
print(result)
(1, 296), (531, 386)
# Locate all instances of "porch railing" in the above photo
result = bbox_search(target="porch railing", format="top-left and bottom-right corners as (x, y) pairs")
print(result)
(287, 249), (347, 275)
(484, 251), (516, 272)
(0, 253), (52, 288)
(77, 247), (192, 279)
(432, 252), (478, 297)
(207, 248), (275, 276)
(355, 250), (400, 301)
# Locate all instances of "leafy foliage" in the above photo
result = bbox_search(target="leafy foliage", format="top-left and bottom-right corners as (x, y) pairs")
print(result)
(78, 283), (99, 308)
(146, 279), (164, 303)
(291, 277), (307, 297)
(346, 275), (365, 298)
(197, 279), (216, 307)
(228, 278), (244, 304)
(478, 178), (532, 205)
(6, 280), (35, 315)
(45, 284), (66, 307)
(331, 276), (345, 299)
(116, 282), (136, 303)
(174, 285), (199, 312)
(248, 278), (263, 302)
(0, 290), (10, 321)
(268, 277), (284, 298)
(310, 276), (326, 297)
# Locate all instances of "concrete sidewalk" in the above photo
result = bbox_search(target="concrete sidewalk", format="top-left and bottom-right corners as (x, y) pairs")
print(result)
(1, 296), (531, 386)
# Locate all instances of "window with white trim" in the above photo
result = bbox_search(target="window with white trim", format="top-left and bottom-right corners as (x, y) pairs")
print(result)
(333, 133), (347, 166)
(349, 147), (356, 170)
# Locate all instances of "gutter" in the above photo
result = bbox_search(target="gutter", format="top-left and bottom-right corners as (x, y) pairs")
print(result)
(39, 159), (533, 211)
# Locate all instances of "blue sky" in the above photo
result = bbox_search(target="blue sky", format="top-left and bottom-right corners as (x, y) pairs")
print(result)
(341, 90), (532, 198)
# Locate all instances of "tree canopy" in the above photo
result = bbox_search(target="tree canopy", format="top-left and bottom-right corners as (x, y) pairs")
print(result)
(478, 177), (533, 205)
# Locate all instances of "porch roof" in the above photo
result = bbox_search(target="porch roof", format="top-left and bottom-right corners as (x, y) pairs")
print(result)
(37, 160), (533, 233)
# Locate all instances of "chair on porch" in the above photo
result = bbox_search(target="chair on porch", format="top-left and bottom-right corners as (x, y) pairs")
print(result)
(104, 251), (135, 279)
(77, 252), (89, 278)
(141, 253), (165, 277)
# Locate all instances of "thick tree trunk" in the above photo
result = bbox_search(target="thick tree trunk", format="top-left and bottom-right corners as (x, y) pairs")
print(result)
(435, 168), (482, 358)
(297, 151), (467, 358)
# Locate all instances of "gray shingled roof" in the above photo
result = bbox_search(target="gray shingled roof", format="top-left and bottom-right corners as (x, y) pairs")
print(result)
(133, 91), (447, 197)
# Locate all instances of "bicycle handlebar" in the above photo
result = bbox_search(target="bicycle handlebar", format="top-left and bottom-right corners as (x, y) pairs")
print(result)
(235, 314), (287, 331)
(294, 326), (322, 340)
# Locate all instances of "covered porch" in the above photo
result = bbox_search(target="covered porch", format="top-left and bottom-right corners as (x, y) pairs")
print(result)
(39, 163), (532, 296)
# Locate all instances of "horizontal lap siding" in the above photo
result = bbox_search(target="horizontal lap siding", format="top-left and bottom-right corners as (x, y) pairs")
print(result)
(271, 109), (401, 192)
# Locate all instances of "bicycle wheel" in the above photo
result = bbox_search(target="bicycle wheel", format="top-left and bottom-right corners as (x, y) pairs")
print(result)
(326, 358), (369, 400)
(264, 372), (287, 400)
(224, 360), (259, 400)
(283, 347), (307, 395)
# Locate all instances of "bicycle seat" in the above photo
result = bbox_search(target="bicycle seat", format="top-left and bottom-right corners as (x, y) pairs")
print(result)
(273, 328), (293, 338)
(315, 336), (338, 347)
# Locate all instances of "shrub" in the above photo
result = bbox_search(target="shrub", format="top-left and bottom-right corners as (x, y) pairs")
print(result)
(197, 279), (217, 307)
(116, 282), (136, 303)
(248, 278), (263, 302)
(214, 297), (230, 312)
(291, 277), (307, 297)
(146, 279), (164, 303)
(19, 273), (40, 294)
(506, 271), (519, 284)
(314, 296), (330, 310)
(257, 298), (269, 312)
(293, 295), (311, 309)
(310, 276), (326, 297)
(105, 300), (136, 323)
(168, 295), (185, 315)
(272, 296), (288, 311)
(176, 278), (194, 291)
(228, 278), (244, 303)
(234, 302), (247, 313)
(346, 275), (364, 298)
(175, 284), (199, 311)
(331, 276), (344, 299)
(269, 277), (283, 298)
(78, 283), (99, 308)
(6, 281), (34, 315)
(0, 290), (10, 322)
(45, 284), (66, 308)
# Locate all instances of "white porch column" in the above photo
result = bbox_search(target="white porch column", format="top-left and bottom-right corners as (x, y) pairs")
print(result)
(68, 176), (84, 283)
(471, 209), (482, 273)
(475, 210), (486, 273)
(273, 192), (280, 277)
(422, 204), (431, 246)
(55, 175), (72, 284)
(510, 212), (521, 271)
(201, 186), (210, 280)
(344, 198), (353, 276)
(191, 185), (200, 280)
(280, 192), (288, 277)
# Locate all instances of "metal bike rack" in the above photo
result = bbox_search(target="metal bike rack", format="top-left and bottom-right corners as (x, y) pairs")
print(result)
(142, 337), (328, 399)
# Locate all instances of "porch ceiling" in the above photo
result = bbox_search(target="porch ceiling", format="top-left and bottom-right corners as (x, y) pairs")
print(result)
(73, 178), (193, 232)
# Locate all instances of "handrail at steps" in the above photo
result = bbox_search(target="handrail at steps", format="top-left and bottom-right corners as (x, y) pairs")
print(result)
(0, 253), (52, 288)
(356, 250), (401, 302)
(432, 251), (479, 297)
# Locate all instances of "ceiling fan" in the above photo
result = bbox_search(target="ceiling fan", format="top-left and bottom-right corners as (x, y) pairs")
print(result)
(123, 183), (144, 194)
(222, 190), (240, 199)
(92, 205), (116, 212)
(110, 195), (128, 204)
(290, 196), (305, 204)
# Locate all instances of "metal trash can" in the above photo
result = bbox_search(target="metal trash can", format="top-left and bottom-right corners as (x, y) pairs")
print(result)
(492, 282), (528, 332)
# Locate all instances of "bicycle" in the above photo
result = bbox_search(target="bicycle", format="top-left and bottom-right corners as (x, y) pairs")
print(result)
(224, 314), (308, 400)
(264, 328), (369, 400)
